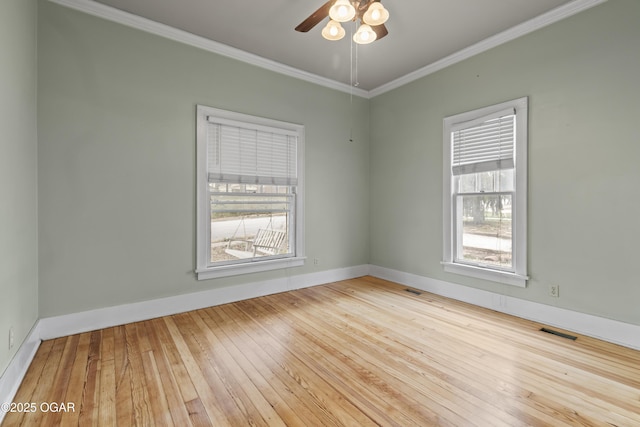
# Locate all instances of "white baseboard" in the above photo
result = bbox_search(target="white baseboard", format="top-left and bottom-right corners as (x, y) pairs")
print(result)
(3, 262), (639, 423)
(39, 264), (370, 340)
(0, 264), (368, 418)
(369, 265), (640, 351)
(0, 321), (42, 425)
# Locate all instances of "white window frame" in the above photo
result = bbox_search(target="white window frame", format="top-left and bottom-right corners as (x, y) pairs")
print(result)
(442, 97), (528, 287)
(195, 105), (305, 280)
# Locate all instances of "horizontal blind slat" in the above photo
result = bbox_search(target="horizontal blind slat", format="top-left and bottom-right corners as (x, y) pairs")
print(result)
(452, 113), (515, 176)
(207, 121), (297, 184)
(450, 107), (515, 132)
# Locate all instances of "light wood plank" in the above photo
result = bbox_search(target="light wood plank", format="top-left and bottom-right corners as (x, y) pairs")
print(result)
(95, 327), (116, 427)
(262, 289), (519, 426)
(4, 276), (639, 426)
(187, 310), (286, 427)
(162, 315), (233, 426)
(201, 304), (330, 427)
(217, 302), (379, 426)
(145, 318), (194, 427)
(113, 325), (134, 427)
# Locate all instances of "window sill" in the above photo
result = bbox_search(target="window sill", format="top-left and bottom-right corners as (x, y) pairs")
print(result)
(196, 256), (306, 280)
(441, 261), (528, 287)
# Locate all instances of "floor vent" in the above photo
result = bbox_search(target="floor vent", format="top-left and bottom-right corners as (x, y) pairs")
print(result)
(404, 288), (422, 296)
(540, 327), (577, 341)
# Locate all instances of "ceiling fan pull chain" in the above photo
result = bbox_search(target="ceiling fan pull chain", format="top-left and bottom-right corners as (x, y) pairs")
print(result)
(349, 21), (360, 88)
(349, 22), (354, 91)
(354, 38), (360, 87)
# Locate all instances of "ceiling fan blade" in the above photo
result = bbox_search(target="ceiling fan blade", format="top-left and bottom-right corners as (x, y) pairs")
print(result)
(372, 23), (388, 40)
(295, 1), (334, 33)
(357, 0), (374, 13)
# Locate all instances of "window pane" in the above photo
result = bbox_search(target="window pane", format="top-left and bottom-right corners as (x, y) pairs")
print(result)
(457, 173), (477, 193)
(456, 169), (514, 193)
(456, 194), (512, 269)
(209, 183), (293, 264)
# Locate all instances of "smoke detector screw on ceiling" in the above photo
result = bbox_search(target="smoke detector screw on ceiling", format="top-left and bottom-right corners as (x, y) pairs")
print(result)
(296, 0), (390, 45)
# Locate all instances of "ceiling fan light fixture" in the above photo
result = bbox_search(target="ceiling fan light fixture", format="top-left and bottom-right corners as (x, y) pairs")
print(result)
(353, 23), (377, 44)
(363, 3), (389, 26)
(329, 0), (356, 23)
(321, 20), (345, 41)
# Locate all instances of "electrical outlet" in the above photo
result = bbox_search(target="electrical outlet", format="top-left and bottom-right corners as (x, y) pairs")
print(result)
(9, 327), (15, 350)
(313, 258), (319, 265)
(549, 284), (560, 298)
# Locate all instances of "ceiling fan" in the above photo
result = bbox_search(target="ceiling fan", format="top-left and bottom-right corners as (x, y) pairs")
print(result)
(295, 0), (389, 44)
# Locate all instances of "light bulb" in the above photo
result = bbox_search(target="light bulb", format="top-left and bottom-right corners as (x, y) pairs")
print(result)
(363, 3), (389, 26)
(353, 24), (377, 44)
(329, 0), (356, 23)
(322, 20), (345, 41)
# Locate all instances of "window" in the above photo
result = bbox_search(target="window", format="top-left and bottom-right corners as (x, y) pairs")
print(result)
(196, 105), (305, 280)
(442, 97), (528, 287)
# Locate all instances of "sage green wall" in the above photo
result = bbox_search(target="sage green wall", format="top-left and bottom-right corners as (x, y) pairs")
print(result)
(35, 0), (640, 326)
(38, 1), (370, 317)
(0, 0), (39, 375)
(370, 0), (640, 325)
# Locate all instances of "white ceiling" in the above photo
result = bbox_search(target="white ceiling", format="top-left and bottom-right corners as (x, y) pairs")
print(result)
(82, 0), (597, 94)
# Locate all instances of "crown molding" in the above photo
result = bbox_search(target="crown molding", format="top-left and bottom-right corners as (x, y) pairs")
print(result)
(47, 0), (370, 98)
(49, 0), (606, 99)
(368, 0), (608, 97)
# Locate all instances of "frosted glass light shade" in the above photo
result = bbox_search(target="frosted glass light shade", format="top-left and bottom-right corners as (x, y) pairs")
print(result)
(329, 0), (356, 22)
(322, 20), (345, 41)
(363, 3), (389, 26)
(353, 24), (377, 44)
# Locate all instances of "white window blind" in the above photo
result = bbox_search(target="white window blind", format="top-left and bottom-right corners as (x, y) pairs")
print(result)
(451, 108), (515, 175)
(207, 117), (298, 185)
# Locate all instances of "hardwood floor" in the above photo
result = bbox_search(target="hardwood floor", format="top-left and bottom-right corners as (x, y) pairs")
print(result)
(4, 276), (640, 426)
